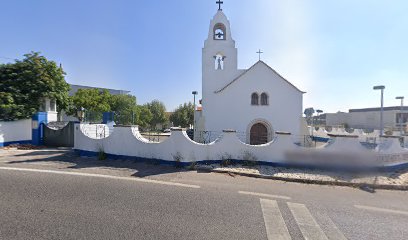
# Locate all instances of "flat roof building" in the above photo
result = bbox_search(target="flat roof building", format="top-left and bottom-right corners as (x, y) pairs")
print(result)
(325, 106), (408, 131)
(69, 84), (130, 96)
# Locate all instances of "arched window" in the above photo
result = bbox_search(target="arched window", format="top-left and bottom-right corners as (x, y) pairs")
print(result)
(261, 93), (269, 105)
(213, 23), (226, 40)
(214, 53), (225, 70)
(251, 93), (259, 105)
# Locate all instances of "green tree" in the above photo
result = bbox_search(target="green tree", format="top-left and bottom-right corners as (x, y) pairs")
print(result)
(145, 100), (167, 129)
(67, 89), (111, 122)
(0, 52), (70, 121)
(135, 105), (152, 128)
(303, 107), (315, 125)
(169, 102), (194, 128)
(109, 94), (138, 125)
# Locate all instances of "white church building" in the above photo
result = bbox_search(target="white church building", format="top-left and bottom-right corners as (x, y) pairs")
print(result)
(195, 5), (306, 145)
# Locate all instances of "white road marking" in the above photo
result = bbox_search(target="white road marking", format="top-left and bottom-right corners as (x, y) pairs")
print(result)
(260, 198), (292, 240)
(20, 162), (56, 166)
(0, 167), (200, 189)
(287, 202), (328, 240)
(314, 211), (348, 240)
(354, 205), (408, 216)
(238, 191), (291, 200)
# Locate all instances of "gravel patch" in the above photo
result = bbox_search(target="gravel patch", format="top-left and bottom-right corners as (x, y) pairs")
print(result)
(197, 164), (408, 186)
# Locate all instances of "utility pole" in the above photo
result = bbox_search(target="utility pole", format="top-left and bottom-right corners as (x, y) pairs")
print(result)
(373, 85), (385, 136)
(396, 96), (404, 136)
(192, 91), (198, 136)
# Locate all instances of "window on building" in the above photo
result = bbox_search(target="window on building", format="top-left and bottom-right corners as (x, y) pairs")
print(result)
(260, 93), (269, 105)
(39, 99), (46, 112)
(396, 113), (408, 124)
(50, 99), (56, 112)
(251, 93), (259, 105)
(214, 53), (225, 70)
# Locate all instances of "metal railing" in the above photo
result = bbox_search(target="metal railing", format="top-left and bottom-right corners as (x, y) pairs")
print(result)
(80, 124), (113, 139)
(193, 131), (248, 144)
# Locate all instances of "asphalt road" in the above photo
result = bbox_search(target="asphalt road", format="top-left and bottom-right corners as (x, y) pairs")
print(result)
(0, 149), (408, 239)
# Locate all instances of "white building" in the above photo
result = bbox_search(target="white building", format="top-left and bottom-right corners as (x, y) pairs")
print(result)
(326, 107), (408, 131)
(195, 7), (305, 144)
(39, 98), (58, 122)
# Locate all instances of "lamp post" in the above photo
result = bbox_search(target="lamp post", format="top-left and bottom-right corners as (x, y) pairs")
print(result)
(373, 85), (385, 136)
(192, 91), (198, 133)
(396, 96), (404, 136)
(77, 107), (85, 122)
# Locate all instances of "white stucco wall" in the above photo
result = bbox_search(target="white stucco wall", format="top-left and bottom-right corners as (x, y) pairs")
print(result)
(200, 11), (303, 142)
(75, 126), (298, 164)
(74, 125), (407, 168)
(203, 62), (303, 142)
(0, 119), (32, 145)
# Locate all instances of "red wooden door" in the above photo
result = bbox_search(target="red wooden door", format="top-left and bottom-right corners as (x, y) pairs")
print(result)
(250, 123), (268, 145)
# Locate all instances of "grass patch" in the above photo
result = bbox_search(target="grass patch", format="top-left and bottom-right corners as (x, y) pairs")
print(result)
(97, 147), (107, 161)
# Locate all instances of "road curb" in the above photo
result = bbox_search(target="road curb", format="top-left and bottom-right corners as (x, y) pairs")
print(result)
(195, 166), (408, 191)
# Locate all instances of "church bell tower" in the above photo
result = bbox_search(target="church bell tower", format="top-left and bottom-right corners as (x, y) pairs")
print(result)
(202, 2), (238, 103)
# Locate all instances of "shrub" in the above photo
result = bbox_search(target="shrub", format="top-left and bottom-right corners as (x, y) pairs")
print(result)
(220, 153), (233, 167)
(188, 161), (197, 170)
(172, 152), (183, 168)
(241, 151), (257, 167)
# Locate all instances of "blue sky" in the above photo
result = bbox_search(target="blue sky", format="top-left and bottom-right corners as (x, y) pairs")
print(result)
(1, 0), (407, 113)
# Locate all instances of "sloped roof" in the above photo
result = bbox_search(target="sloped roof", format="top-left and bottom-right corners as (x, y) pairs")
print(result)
(214, 61), (305, 94)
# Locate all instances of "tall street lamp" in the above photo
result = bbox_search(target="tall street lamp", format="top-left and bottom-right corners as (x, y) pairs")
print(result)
(373, 85), (385, 136)
(396, 96), (404, 136)
(77, 107), (85, 122)
(192, 91), (198, 133)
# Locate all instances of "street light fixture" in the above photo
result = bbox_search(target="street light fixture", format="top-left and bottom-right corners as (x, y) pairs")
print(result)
(396, 96), (404, 136)
(77, 107), (85, 122)
(373, 85), (385, 136)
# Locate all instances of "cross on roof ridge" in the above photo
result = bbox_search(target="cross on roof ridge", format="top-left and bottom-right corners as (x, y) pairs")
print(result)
(256, 49), (264, 61)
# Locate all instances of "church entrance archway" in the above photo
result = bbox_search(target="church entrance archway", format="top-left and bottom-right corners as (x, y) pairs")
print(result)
(250, 123), (268, 145)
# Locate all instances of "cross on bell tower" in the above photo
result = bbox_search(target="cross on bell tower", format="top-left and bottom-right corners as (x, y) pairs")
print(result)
(216, 0), (224, 11)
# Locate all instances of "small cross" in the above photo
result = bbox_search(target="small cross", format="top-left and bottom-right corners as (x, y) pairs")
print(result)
(256, 49), (264, 61)
(216, 0), (223, 11)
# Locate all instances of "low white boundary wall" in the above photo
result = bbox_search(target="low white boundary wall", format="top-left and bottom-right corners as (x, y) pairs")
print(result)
(74, 125), (408, 169)
(0, 119), (32, 147)
(310, 127), (400, 141)
(75, 126), (296, 164)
